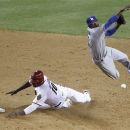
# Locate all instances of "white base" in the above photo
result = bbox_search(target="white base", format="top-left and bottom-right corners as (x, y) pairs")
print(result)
(0, 108), (5, 113)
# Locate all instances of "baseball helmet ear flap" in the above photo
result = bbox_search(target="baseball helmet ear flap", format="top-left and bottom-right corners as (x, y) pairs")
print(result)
(31, 70), (44, 87)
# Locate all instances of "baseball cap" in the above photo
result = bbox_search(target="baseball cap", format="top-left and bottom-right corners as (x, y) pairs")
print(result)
(86, 16), (98, 27)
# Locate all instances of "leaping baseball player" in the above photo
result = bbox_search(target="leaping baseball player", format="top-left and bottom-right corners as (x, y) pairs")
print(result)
(86, 5), (130, 79)
(6, 70), (91, 117)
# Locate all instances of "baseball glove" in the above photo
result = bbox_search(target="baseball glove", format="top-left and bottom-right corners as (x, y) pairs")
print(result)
(117, 14), (126, 24)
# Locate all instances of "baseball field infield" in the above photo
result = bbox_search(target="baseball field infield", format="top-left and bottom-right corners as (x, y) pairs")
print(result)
(0, 30), (130, 130)
(0, 0), (130, 130)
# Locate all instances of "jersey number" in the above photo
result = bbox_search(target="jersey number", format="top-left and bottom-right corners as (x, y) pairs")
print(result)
(51, 82), (57, 95)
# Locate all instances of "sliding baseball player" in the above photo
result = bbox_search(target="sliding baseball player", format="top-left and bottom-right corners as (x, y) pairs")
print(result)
(6, 70), (91, 117)
(86, 5), (130, 79)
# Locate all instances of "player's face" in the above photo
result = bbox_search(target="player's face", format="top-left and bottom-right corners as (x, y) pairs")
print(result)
(31, 78), (44, 87)
(92, 21), (100, 28)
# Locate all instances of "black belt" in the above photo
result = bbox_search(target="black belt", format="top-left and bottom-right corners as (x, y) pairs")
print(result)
(95, 51), (107, 63)
(54, 102), (62, 108)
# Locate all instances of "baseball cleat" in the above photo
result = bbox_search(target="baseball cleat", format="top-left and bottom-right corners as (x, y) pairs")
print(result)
(0, 107), (5, 113)
(83, 90), (91, 102)
(128, 69), (130, 74)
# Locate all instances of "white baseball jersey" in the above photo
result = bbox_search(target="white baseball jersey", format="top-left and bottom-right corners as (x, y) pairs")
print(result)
(33, 76), (65, 108)
(24, 76), (91, 114)
(87, 24), (107, 63)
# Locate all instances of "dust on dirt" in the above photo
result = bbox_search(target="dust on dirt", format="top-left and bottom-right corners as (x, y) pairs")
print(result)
(0, 30), (130, 130)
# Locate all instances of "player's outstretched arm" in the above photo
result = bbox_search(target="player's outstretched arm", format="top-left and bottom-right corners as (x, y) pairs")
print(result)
(105, 23), (121, 36)
(104, 5), (130, 32)
(7, 103), (39, 118)
(104, 15), (119, 31)
(6, 81), (32, 95)
(105, 14), (126, 36)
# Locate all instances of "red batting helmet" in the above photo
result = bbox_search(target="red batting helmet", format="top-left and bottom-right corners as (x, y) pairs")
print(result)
(31, 70), (44, 87)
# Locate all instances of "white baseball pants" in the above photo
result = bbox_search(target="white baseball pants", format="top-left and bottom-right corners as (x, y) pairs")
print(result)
(60, 86), (91, 104)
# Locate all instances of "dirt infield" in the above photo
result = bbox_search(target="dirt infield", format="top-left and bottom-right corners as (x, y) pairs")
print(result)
(0, 30), (130, 130)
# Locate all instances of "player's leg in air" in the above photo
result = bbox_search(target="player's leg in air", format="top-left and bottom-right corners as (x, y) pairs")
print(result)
(96, 47), (120, 79)
(97, 46), (130, 79)
(110, 47), (130, 73)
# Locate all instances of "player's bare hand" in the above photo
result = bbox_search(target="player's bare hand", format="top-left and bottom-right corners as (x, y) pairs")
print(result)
(7, 111), (25, 118)
(6, 90), (17, 95)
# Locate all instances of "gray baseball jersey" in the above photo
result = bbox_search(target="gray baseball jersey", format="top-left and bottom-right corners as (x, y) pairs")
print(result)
(87, 25), (130, 79)
(87, 24), (107, 63)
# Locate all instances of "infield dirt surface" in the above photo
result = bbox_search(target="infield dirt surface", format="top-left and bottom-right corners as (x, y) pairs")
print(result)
(0, 30), (130, 130)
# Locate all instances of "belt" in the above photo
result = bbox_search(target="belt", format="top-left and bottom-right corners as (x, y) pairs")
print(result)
(94, 51), (107, 63)
(54, 102), (62, 108)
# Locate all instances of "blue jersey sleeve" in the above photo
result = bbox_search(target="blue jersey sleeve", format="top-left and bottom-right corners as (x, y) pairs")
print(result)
(104, 15), (119, 36)
(104, 15), (119, 30)
(105, 28), (116, 36)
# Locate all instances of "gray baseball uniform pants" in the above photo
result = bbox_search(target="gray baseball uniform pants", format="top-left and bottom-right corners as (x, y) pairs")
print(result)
(96, 46), (130, 79)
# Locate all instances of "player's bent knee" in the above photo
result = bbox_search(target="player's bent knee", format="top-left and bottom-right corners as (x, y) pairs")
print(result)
(111, 71), (120, 79)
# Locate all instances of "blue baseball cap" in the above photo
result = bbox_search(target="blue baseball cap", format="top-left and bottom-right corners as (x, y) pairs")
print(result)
(86, 16), (97, 27)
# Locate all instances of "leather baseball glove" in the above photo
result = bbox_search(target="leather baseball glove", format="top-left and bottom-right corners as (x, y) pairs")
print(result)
(117, 14), (126, 24)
